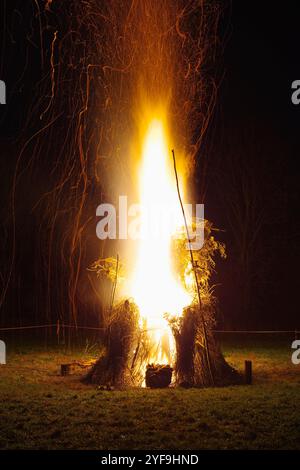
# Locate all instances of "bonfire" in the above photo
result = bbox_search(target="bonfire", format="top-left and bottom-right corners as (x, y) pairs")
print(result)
(81, 0), (241, 388)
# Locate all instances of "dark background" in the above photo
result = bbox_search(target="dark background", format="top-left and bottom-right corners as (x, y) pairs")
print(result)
(0, 0), (299, 330)
(204, 1), (300, 329)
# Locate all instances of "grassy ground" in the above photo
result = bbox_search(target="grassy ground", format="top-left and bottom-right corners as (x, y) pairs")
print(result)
(0, 336), (299, 450)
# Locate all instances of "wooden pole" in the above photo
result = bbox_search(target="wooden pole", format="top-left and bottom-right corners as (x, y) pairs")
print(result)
(244, 360), (252, 385)
(172, 149), (214, 386)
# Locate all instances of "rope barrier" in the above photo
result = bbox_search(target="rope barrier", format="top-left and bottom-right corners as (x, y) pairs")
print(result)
(0, 324), (298, 334)
(213, 330), (300, 334)
(0, 324), (105, 332)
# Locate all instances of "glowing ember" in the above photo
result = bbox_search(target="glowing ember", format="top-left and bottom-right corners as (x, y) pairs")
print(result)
(130, 118), (192, 363)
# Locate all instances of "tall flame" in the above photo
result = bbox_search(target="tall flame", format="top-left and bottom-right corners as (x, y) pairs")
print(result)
(130, 117), (192, 363)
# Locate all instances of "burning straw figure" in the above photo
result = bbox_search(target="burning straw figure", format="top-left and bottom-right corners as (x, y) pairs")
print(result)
(83, 297), (169, 387)
(168, 219), (241, 387)
(84, 257), (160, 387)
(83, 299), (140, 387)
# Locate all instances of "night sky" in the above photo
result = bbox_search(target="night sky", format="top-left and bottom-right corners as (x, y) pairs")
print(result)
(0, 1), (299, 330)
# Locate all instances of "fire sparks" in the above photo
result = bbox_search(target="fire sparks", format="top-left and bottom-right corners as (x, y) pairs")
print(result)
(11, 0), (221, 352)
(129, 116), (192, 363)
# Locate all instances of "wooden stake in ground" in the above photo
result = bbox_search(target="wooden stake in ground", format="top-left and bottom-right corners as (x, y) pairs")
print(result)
(245, 360), (252, 385)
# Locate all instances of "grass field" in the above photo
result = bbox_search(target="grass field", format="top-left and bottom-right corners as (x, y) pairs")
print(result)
(0, 336), (299, 450)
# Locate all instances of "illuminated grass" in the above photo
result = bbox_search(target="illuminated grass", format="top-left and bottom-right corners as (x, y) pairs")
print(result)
(0, 339), (299, 450)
